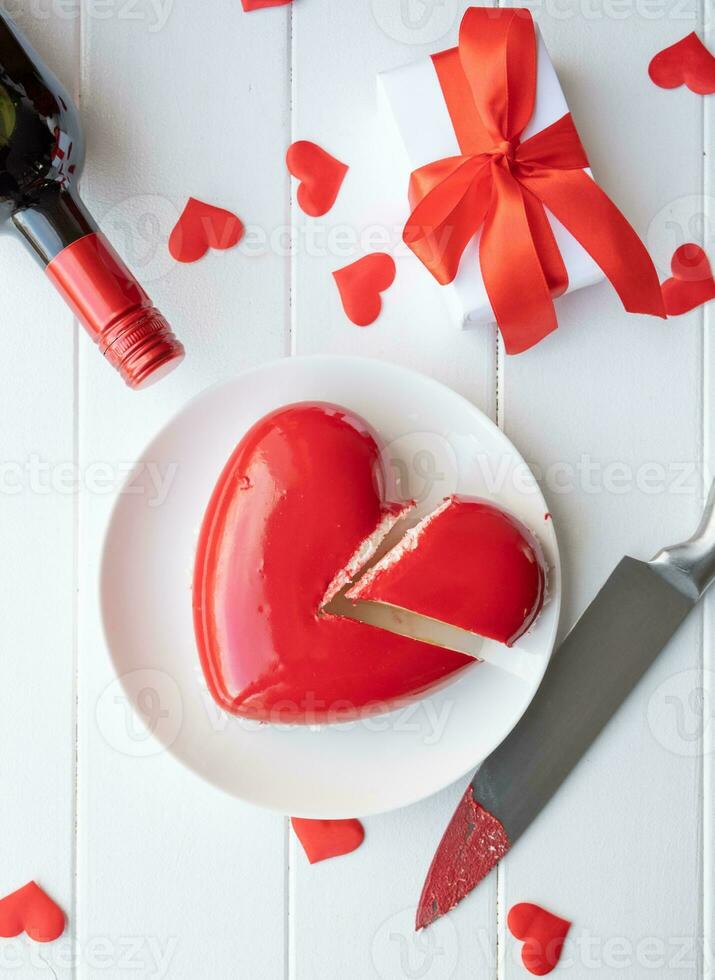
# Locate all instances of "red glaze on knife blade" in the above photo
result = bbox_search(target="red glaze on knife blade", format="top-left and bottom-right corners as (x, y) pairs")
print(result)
(416, 784), (510, 930)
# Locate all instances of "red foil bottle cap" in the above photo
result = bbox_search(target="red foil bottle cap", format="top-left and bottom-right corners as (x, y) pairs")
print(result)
(46, 232), (184, 389)
(102, 307), (184, 390)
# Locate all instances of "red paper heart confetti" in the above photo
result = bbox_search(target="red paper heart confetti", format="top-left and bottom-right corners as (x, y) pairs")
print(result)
(507, 903), (571, 976)
(286, 141), (348, 217)
(333, 254), (396, 327)
(241, 0), (292, 10)
(291, 818), (365, 864)
(0, 882), (65, 943)
(168, 198), (244, 263)
(648, 33), (715, 94)
(661, 243), (715, 315)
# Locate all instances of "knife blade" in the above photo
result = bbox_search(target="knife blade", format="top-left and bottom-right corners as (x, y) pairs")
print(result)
(416, 482), (715, 930)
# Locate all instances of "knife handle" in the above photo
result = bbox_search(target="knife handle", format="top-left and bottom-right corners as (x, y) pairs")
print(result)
(651, 480), (715, 599)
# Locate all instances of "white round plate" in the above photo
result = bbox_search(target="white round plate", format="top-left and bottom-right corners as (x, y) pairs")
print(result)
(101, 355), (560, 818)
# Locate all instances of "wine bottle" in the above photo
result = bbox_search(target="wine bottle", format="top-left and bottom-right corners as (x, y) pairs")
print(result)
(0, 12), (184, 389)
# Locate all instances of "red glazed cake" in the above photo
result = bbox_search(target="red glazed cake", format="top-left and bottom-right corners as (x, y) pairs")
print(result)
(192, 403), (472, 723)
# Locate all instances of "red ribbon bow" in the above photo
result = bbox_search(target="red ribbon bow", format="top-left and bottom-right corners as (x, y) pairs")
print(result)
(403, 7), (665, 353)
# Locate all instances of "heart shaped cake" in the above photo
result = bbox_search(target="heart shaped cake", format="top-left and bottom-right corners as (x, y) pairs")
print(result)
(193, 402), (473, 723)
(193, 402), (547, 723)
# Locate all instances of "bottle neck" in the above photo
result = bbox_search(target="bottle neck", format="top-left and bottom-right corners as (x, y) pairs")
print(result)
(0, 8), (184, 390)
(11, 185), (97, 266)
(13, 186), (185, 389)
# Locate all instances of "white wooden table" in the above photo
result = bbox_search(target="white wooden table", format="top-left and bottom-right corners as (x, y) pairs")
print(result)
(0, 1), (712, 977)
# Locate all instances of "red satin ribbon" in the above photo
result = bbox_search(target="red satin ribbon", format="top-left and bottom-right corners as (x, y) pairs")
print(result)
(403, 7), (665, 354)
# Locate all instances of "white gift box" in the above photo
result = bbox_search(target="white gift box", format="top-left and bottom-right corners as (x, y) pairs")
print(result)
(378, 28), (605, 329)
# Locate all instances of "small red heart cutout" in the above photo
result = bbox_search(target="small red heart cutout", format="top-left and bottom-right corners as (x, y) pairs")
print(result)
(169, 198), (244, 263)
(649, 33), (715, 94)
(291, 818), (365, 864)
(241, 0), (292, 10)
(333, 253), (396, 326)
(507, 903), (571, 976)
(286, 141), (348, 217)
(0, 882), (65, 943)
(661, 243), (715, 315)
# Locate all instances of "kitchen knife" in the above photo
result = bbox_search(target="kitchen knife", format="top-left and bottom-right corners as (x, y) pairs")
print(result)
(417, 482), (715, 929)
